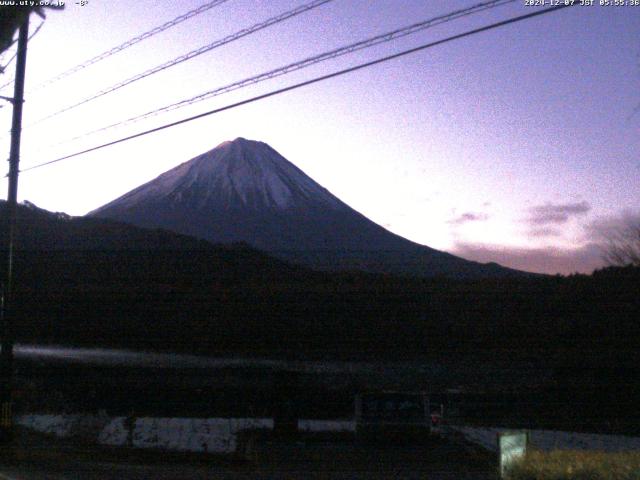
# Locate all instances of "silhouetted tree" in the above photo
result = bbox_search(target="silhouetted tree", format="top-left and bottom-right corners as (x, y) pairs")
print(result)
(602, 219), (640, 267)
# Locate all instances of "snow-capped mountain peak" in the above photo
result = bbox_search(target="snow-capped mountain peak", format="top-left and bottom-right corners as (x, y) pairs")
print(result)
(110, 138), (343, 212)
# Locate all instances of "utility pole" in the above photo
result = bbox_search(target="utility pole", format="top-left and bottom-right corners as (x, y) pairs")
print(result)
(0, 15), (30, 444)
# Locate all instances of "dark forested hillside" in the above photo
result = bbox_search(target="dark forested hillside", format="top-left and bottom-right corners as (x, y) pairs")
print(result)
(0, 201), (638, 366)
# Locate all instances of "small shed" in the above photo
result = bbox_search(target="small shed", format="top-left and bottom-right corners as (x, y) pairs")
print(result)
(355, 391), (430, 441)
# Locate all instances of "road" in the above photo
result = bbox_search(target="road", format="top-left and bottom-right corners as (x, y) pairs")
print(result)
(0, 464), (496, 480)
(0, 435), (497, 479)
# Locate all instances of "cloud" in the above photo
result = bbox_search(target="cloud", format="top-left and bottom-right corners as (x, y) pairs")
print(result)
(451, 209), (640, 274)
(452, 241), (605, 275)
(584, 210), (640, 240)
(527, 201), (591, 226)
(448, 212), (489, 225)
(528, 227), (562, 238)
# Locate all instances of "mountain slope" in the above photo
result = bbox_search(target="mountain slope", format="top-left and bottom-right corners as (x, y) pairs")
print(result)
(90, 137), (523, 278)
(0, 199), (302, 280)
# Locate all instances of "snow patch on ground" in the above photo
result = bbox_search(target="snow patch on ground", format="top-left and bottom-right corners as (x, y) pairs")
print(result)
(453, 426), (640, 453)
(17, 414), (80, 437)
(100, 417), (272, 453)
(18, 415), (272, 454)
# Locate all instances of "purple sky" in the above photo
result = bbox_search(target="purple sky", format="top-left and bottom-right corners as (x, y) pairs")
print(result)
(0, 0), (638, 274)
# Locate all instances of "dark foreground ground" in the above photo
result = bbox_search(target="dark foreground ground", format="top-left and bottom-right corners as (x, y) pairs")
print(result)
(0, 427), (497, 479)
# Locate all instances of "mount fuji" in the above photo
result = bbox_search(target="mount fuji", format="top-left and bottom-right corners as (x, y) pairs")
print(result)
(90, 137), (520, 278)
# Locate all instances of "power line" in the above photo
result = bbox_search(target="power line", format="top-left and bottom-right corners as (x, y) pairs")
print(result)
(0, 46), (16, 75)
(0, 40), (17, 61)
(20, 4), (576, 174)
(24, 0), (231, 93)
(27, 0), (334, 127)
(45, 0), (515, 148)
(0, 53), (16, 77)
(0, 40), (18, 76)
